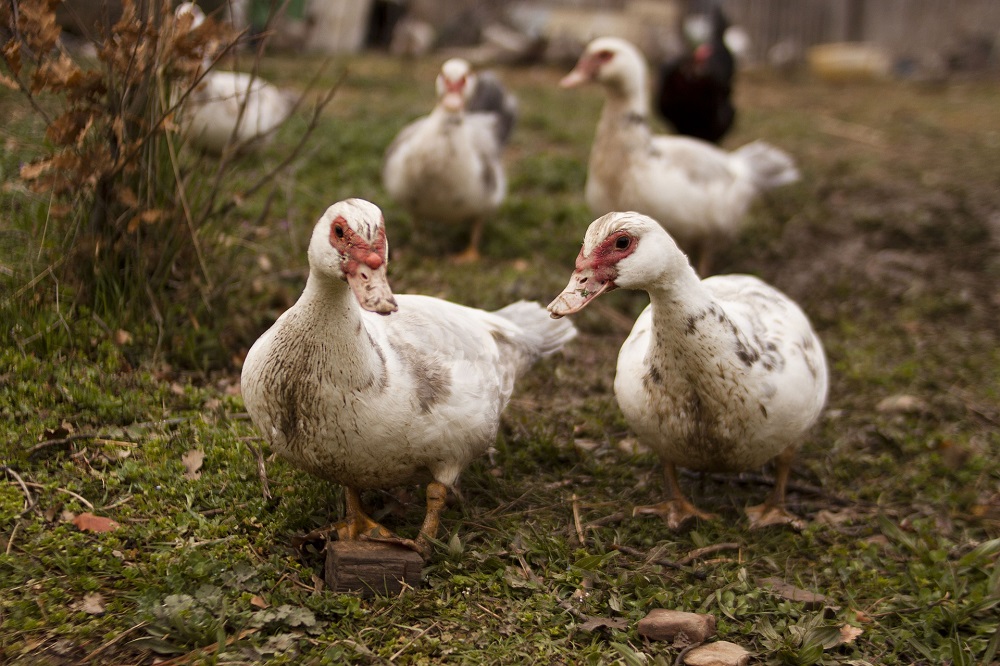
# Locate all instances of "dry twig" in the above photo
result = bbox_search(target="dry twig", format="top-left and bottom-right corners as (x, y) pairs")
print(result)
(611, 544), (707, 580)
(678, 542), (741, 566)
(2, 466), (34, 514)
(571, 494), (586, 544)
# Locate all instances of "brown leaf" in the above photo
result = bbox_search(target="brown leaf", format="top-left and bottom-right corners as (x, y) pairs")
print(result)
(838, 624), (863, 645)
(46, 110), (95, 147)
(19, 159), (52, 181)
(40, 420), (74, 442)
(757, 577), (830, 610)
(113, 329), (133, 346)
(250, 595), (269, 609)
(32, 54), (83, 93)
(18, 0), (62, 53)
(182, 449), (204, 480)
(117, 187), (138, 208)
(79, 592), (106, 615)
(0, 71), (19, 90)
(140, 209), (166, 225)
(73, 512), (120, 533)
(3, 41), (22, 77)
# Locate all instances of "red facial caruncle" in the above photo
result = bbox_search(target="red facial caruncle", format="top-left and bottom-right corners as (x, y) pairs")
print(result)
(548, 229), (637, 318)
(577, 229), (637, 285)
(329, 215), (387, 274)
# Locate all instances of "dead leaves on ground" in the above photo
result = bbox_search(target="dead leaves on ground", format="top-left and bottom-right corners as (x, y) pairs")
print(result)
(72, 512), (120, 533)
(182, 449), (205, 480)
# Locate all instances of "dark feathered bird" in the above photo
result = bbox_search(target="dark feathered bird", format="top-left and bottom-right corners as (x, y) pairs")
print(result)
(655, 5), (735, 144)
(467, 70), (518, 147)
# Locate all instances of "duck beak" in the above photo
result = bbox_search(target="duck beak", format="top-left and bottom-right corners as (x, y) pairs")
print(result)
(559, 66), (590, 88)
(547, 267), (613, 318)
(560, 53), (600, 88)
(346, 252), (398, 315)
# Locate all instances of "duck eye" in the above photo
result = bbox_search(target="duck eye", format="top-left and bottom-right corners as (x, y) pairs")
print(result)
(334, 225), (345, 239)
(597, 50), (614, 61)
(615, 235), (630, 250)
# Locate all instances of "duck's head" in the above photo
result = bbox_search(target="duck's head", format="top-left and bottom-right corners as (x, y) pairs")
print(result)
(436, 58), (477, 113)
(174, 2), (206, 29)
(548, 211), (684, 317)
(308, 199), (398, 315)
(560, 37), (648, 98)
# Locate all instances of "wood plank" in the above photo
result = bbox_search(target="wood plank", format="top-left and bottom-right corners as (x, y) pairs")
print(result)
(325, 540), (423, 597)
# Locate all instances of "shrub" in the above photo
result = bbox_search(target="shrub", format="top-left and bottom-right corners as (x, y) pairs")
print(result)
(0, 0), (335, 368)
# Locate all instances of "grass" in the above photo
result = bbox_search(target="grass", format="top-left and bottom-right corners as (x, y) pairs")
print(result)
(2, 52), (999, 664)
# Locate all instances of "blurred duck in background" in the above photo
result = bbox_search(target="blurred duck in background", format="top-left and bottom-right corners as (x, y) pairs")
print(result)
(172, 2), (297, 155)
(561, 37), (798, 276)
(382, 58), (517, 262)
(655, 4), (736, 144)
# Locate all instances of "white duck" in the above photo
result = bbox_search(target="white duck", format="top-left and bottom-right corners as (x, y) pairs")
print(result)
(548, 211), (828, 530)
(382, 58), (517, 262)
(241, 199), (575, 556)
(561, 37), (799, 276)
(173, 3), (296, 155)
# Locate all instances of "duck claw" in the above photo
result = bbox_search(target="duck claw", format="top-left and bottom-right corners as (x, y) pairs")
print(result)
(362, 534), (432, 559)
(745, 503), (805, 531)
(633, 500), (717, 531)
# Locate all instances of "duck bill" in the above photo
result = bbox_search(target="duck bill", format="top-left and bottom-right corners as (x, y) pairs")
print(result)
(547, 268), (613, 318)
(346, 263), (398, 315)
(559, 67), (590, 88)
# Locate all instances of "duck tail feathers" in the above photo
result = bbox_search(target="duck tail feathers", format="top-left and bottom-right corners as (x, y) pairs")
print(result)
(493, 300), (577, 358)
(732, 140), (800, 191)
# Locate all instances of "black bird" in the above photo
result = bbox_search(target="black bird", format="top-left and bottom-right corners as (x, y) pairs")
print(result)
(655, 5), (735, 144)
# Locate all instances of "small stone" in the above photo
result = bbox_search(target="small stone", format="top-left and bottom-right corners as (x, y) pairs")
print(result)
(683, 641), (750, 666)
(637, 609), (716, 643)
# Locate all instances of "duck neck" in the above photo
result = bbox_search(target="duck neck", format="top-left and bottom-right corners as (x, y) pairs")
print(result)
(296, 273), (386, 384)
(595, 85), (651, 156)
(431, 105), (464, 127)
(644, 266), (735, 376)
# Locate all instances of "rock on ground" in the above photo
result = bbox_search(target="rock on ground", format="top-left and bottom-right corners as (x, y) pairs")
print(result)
(637, 609), (716, 643)
(683, 640), (750, 666)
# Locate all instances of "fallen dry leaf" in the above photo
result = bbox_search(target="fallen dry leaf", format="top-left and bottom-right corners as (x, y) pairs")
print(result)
(250, 595), (270, 609)
(838, 624), (863, 645)
(113, 329), (133, 345)
(73, 512), (120, 533)
(40, 420), (74, 441)
(876, 394), (929, 414)
(757, 577), (830, 610)
(79, 592), (106, 615)
(182, 449), (205, 480)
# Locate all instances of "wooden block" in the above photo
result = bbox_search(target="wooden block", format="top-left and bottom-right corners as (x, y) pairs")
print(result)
(325, 540), (423, 597)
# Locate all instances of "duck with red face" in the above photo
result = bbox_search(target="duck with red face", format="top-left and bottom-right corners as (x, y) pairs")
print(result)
(550, 210), (828, 531)
(242, 199), (576, 557)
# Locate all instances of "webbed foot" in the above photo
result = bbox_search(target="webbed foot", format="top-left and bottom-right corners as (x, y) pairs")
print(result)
(745, 503), (805, 531)
(633, 499), (717, 531)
